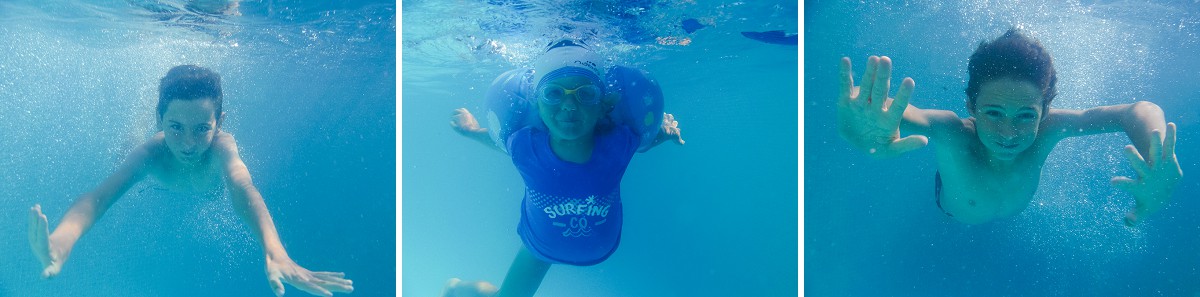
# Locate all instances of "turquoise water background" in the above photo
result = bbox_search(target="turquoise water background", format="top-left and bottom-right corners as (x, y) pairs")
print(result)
(402, 0), (797, 296)
(806, 1), (1200, 296)
(0, 1), (395, 296)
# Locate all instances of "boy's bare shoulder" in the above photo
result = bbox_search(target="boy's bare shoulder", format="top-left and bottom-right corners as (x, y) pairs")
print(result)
(114, 132), (168, 176)
(930, 116), (977, 146)
(211, 131), (240, 159)
(133, 132), (168, 159)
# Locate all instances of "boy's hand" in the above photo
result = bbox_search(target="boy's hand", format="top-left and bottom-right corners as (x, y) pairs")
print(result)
(265, 255), (353, 297)
(450, 108), (487, 136)
(836, 56), (927, 158)
(28, 204), (64, 279)
(661, 112), (685, 145)
(1113, 122), (1182, 226)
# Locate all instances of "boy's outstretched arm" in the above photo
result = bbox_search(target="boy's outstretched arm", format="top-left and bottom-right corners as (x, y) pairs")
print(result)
(451, 108), (505, 153)
(1046, 102), (1181, 225)
(836, 56), (930, 158)
(213, 132), (353, 297)
(28, 139), (153, 279)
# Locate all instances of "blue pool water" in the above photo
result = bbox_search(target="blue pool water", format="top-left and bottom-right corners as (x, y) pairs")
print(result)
(806, 1), (1200, 296)
(402, 0), (797, 296)
(0, 1), (395, 296)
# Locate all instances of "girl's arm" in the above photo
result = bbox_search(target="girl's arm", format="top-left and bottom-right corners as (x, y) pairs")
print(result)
(451, 108), (506, 154)
(213, 132), (353, 296)
(30, 136), (155, 278)
(639, 112), (685, 152)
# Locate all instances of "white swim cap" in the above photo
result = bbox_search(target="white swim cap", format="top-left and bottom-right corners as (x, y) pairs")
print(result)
(532, 40), (606, 93)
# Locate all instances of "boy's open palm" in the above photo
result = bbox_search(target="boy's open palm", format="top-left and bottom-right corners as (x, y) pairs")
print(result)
(836, 56), (927, 158)
(28, 204), (63, 279)
(1113, 123), (1183, 226)
(265, 255), (353, 297)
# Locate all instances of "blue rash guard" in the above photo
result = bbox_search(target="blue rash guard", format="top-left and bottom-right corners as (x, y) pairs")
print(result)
(508, 124), (640, 266)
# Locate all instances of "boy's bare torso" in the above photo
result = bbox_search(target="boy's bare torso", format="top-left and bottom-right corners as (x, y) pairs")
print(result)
(143, 132), (228, 193)
(932, 117), (1062, 223)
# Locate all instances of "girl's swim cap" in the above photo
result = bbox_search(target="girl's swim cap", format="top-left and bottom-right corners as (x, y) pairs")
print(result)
(532, 39), (605, 94)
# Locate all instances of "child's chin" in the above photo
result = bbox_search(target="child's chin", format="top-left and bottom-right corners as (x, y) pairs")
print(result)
(549, 126), (589, 140)
(988, 150), (1019, 161)
(175, 155), (202, 164)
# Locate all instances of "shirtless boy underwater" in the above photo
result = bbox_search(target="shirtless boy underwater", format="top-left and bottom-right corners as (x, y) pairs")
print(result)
(837, 29), (1182, 225)
(29, 65), (353, 297)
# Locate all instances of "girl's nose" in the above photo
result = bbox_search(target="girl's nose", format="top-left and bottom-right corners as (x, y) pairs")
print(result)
(559, 98), (578, 111)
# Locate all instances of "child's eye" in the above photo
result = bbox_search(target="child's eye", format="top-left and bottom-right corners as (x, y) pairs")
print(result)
(170, 124), (183, 131)
(196, 126), (211, 133)
(985, 110), (1002, 117)
(1018, 113), (1037, 120)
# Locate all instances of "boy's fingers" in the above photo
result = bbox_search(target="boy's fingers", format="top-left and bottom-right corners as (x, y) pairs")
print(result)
(294, 279), (334, 297)
(326, 283), (354, 293)
(29, 206), (47, 250)
(888, 77), (915, 121)
(839, 57), (854, 102)
(312, 271), (346, 278)
(1148, 129), (1163, 167)
(28, 206), (37, 240)
(858, 56), (879, 107)
(311, 272), (350, 283)
(270, 277), (285, 297)
(870, 56), (893, 109)
(1163, 122), (1177, 162)
(1111, 176), (1137, 191)
(888, 135), (928, 155)
(313, 277), (353, 293)
(1123, 145), (1149, 177)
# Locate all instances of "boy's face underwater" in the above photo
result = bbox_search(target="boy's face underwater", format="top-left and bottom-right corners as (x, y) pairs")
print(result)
(970, 78), (1045, 161)
(160, 99), (220, 165)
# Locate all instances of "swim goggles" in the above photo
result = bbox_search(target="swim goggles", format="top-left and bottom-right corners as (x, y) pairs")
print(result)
(539, 83), (602, 106)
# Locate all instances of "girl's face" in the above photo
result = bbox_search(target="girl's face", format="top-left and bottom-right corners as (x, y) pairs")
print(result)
(970, 77), (1044, 161)
(160, 99), (220, 165)
(536, 76), (605, 141)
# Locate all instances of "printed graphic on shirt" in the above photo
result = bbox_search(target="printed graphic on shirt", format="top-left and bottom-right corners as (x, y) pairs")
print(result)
(526, 188), (618, 238)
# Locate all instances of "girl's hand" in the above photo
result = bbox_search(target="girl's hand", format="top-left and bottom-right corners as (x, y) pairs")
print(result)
(265, 255), (353, 297)
(450, 108), (487, 136)
(836, 56), (927, 158)
(661, 112), (685, 145)
(1113, 122), (1183, 226)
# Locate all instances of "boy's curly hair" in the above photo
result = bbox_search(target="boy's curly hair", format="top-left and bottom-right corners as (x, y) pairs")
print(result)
(966, 28), (1057, 116)
(157, 65), (222, 121)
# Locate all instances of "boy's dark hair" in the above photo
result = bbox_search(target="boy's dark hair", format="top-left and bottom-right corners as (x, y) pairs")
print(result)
(966, 28), (1057, 115)
(157, 65), (223, 121)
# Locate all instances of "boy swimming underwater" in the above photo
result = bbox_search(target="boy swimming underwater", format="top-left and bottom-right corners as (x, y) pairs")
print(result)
(837, 28), (1182, 225)
(28, 65), (353, 297)
(442, 40), (685, 297)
